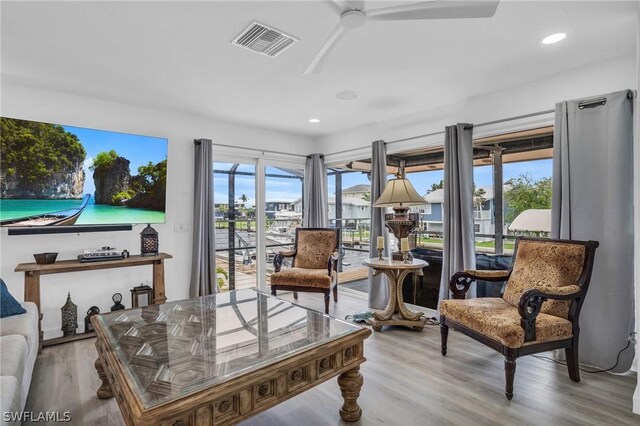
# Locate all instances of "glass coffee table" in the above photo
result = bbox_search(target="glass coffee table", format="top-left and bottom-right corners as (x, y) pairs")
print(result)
(92, 289), (371, 425)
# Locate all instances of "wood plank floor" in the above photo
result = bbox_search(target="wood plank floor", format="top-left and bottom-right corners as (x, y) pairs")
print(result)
(338, 266), (369, 283)
(25, 288), (638, 425)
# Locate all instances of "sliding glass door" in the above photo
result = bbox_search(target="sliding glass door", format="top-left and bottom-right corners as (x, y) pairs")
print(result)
(213, 155), (306, 292)
(263, 166), (304, 286)
(213, 162), (257, 291)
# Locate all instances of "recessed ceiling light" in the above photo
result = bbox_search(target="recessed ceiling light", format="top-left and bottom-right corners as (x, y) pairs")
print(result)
(308, 118), (320, 123)
(542, 33), (566, 45)
(335, 90), (360, 101)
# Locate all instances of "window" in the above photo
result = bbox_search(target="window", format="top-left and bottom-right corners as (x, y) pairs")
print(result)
(405, 169), (444, 249)
(213, 159), (306, 292)
(479, 130), (553, 254)
(473, 162), (494, 253)
(503, 158), (552, 244)
(326, 168), (371, 282)
(264, 166), (304, 286)
(214, 162), (257, 291)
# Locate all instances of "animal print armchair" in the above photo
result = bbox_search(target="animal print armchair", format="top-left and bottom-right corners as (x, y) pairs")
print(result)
(270, 228), (340, 314)
(439, 237), (598, 400)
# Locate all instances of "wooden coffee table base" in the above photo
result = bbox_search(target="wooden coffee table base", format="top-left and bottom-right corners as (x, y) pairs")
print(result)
(94, 335), (369, 425)
(338, 366), (364, 421)
(94, 359), (113, 399)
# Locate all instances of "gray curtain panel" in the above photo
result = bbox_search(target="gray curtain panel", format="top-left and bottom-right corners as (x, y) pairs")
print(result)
(552, 89), (635, 372)
(439, 124), (476, 307)
(368, 140), (390, 309)
(303, 154), (328, 228)
(189, 139), (217, 297)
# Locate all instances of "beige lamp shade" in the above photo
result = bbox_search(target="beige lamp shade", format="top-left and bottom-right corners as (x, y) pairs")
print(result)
(374, 177), (426, 207)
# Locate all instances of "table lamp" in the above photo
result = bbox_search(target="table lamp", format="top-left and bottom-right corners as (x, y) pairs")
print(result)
(374, 170), (426, 261)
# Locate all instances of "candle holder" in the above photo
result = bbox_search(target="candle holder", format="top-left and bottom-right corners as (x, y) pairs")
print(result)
(402, 251), (410, 264)
(377, 248), (384, 260)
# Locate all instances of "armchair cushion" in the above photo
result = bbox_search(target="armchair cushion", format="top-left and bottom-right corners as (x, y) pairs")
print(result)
(502, 240), (586, 319)
(271, 268), (337, 289)
(294, 230), (339, 270)
(440, 298), (573, 348)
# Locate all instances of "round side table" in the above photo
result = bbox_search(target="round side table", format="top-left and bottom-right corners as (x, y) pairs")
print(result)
(363, 258), (428, 332)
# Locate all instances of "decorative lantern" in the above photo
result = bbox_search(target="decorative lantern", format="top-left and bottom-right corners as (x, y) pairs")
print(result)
(61, 292), (78, 336)
(110, 293), (125, 311)
(130, 284), (154, 308)
(84, 306), (100, 333)
(140, 224), (159, 256)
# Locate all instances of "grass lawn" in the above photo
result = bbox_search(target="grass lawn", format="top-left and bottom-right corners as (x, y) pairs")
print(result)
(215, 220), (257, 230)
(476, 240), (516, 250)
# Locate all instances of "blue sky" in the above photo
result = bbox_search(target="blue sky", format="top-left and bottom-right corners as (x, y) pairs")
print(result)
(63, 125), (167, 198)
(214, 164), (303, 205)
(214, 159), (552, 207)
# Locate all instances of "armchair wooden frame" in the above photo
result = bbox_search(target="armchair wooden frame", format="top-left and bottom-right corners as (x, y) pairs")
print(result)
(440, 236), (599, 400)
(270, 228), (340, 314)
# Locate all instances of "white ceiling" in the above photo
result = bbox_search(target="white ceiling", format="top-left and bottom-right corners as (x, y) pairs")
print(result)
(1, 1), (637, 137)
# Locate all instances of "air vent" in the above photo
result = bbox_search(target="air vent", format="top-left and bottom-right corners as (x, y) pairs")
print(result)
(232, 21), (298, 58)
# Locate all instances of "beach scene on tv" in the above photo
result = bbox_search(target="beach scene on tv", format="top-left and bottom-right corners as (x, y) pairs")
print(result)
(0, 117), (167, 226)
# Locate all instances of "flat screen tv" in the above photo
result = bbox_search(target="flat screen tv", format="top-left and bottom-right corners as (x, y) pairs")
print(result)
(0, 117), (167, 229)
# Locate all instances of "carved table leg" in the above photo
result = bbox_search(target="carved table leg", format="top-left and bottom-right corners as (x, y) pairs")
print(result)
(338, 366), (363, 422)
(396, 270), (425, 321)
(95, 358), (114, 399)
(373, 270), (397, 321)
(370, 267), (427, 331)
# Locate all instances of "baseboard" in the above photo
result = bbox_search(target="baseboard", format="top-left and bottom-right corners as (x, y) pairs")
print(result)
(634, 384), (640, 414)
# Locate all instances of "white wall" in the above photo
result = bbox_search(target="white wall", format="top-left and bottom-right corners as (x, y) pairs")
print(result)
(319, 54), (637, 164)
(0, 81), (315, 338)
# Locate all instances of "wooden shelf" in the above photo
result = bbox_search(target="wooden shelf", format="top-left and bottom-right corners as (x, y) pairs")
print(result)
(16, 253), (172, 275)
(16, 252), (171, 351)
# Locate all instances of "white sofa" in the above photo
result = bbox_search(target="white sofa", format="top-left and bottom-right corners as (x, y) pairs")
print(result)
(0, 302), (39, 425)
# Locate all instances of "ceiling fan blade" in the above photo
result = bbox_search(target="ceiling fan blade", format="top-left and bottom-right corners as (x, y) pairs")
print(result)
(348, 0), (366, 10)
(303, 23), (348, 76)
(328, 0), (357, 13)
(367, 1), (499, 21)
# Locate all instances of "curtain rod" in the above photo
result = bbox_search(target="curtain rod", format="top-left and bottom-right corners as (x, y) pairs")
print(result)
(328, 108), (556, 158)
(462, 109), (555, 130)
(195, 139), (307, 159)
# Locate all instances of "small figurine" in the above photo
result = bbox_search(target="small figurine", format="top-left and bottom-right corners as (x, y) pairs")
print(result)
(110, 293), (125, 311)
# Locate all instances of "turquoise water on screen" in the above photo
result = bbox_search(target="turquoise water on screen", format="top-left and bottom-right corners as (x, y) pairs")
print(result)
(0, 198), (165, 224)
